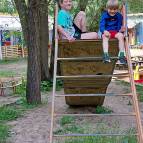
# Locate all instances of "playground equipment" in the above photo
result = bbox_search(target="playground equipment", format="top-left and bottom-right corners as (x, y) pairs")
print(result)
(58, 39), (118, 106)
(50, 1), (143, 143)
(134, 65), (143, 83)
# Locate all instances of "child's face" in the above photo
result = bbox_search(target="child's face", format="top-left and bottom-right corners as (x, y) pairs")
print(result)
(60, 0), (72, 11)
(107, 7), (118, 16)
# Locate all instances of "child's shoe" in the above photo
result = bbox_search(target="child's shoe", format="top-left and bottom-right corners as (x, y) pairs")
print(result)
(119, 52), (127, 64)
(103, 53), (111, 63)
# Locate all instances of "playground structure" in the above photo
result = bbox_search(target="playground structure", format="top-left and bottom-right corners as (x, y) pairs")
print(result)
(49, 1), (143, 143)
(134, 65), (143, 84)
(58, 39), (118, 106)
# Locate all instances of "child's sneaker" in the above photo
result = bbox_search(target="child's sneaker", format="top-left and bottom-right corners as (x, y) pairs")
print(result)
(103, 53), (111, 63)
(119, 56), (127, 64)
(119, 52), (127, 64)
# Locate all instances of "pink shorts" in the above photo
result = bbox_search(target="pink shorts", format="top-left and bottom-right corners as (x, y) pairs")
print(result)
(109, 31), (118, 39)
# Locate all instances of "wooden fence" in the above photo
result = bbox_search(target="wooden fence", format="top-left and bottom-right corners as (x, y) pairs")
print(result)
(1, 46), (28, 59)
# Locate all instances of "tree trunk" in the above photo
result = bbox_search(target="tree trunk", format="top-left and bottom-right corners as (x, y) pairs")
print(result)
(26, 0), (41, 104)
(14, 0), (41, 104)
(39, 0), (50, 81)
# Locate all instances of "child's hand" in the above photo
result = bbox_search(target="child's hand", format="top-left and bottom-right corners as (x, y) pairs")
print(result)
(67, 36), (75, 42)
(104, 30), (110, 37)
(120, 26), (126, 32)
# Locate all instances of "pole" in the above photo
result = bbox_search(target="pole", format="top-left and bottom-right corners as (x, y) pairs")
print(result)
(49, 1), (58, 143)
(0, 30), (2, 60)
(124, 1), (143, 142)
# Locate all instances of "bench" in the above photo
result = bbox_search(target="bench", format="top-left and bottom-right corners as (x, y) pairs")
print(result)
(0, 77), (22, 96)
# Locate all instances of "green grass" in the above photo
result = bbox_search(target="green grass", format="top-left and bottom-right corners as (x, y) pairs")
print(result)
(136, 84), (143, 102)
(0, 71), (16, 77)
(0, 58), (26, 65)
(15, 79), (26, 95)
(60, 116), (75, 126)
(60, 136), (137, 143)
(0, 123), (10, 143)
(0, 106), (22, 121)
(116, 80), (143, 102)
(15, 97), (41, 109)
(95, 106), (113, 114)
(40, 79), (63, 92)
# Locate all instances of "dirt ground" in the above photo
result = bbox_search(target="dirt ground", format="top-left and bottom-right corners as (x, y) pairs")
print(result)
(0, 60), (143, 143)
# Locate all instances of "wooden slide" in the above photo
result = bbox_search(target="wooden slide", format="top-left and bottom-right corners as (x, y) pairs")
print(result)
(58, 39), (119, 106)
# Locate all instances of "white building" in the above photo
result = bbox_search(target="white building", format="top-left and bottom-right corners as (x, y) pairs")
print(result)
(0, 15), (21, 59)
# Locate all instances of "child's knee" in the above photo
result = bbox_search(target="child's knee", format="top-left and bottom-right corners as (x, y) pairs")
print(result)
(116, 33), (124, 40)
(93, 32), (98, 38)
(78, 11), (86, 16)
(102, 34), (108, 39)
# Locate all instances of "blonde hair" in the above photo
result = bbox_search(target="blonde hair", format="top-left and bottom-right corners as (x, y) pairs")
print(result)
(106, 0), (119, 9)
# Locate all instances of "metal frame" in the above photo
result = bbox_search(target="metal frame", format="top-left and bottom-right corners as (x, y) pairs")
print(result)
(49, 1), (143, 143)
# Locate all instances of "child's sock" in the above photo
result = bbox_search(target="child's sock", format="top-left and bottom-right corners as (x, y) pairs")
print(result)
(119, 51), (125, 57)
(103, 52), (111, 63)
(104, 52), (109, 56)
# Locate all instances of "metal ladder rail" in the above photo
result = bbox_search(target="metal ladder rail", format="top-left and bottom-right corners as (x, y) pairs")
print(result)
(49, 3), (59, 143)
(49, 45), (142, 141)
(50, 49), (142, 143)
(125, 36), (143, 143)
(50, 44), (142, 142)
(123, 1), (143, 141)
(50, 37), (143, 143)
(50, 2), (143, 143)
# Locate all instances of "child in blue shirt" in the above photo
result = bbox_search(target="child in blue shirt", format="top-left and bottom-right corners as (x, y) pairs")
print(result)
(58, 0), (98, 41)
(100, 0), (126, 64)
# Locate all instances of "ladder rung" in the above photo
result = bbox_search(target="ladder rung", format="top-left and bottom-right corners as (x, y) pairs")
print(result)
(55, 113), (136, 117)
(54, 133), (138, 137)
(57, 57), (118, 61)
(55, 93), (132, 97)
(56, 74), (129, 78)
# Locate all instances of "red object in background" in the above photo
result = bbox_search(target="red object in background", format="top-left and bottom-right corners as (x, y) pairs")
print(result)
(135, 79), (143, 84)
(4, 41), (11, 46)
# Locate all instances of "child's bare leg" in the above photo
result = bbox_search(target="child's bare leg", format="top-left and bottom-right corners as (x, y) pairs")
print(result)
(102, 34), (109, 53)
(115, 33), (124, 52)
(74, 11), (87, 32)
(81, 32), (98, 39)
(115, 33), (126, 64)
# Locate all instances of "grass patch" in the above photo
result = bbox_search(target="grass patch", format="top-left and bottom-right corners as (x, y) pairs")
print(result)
(60, 116), (75, 126)
(41, 79), (63, 92)
(116, 80), (130, 87)
(54, 116), (83, 135)
(16, 97), (41, 109)
(136, 84), (143, 102)
(15, 79), (26, 95)
(0, 123), (10, 143)
(41, 80), (52, 92)
(95, 106), (113, 114)
(60, 135), (137, 143)
(0, 71), (16, 77)
(0, 58), (26, 65)
(0, 106), (22, 121)
(54, 124), (84, 135)
(116, 80), (143, 102)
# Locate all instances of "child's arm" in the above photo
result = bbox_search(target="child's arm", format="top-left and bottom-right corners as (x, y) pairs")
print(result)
(58, 11), (75, 41)
(117, 13), (124, 32)
(100, 12), (110, 37)
(100, 12), (106, 34)
(57, 25), (75, 41)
